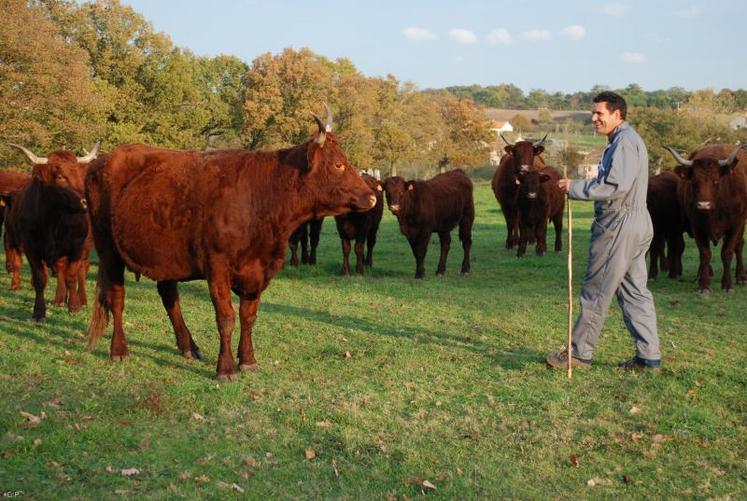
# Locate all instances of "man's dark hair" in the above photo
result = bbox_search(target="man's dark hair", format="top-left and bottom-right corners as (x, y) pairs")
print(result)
(593, 91), (627, 120)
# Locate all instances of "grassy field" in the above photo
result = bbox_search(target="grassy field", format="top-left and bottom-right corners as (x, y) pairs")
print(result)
(0, 182), (745, 499)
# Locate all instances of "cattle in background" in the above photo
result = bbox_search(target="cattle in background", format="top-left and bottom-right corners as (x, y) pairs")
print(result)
(491, 135), (547, 249)
(0, 171), (30, 289)
(666, 144), (747, 292)
(384, 169), (474, 279)
(646, 171), (686, 279)
(334, 173), (384, 275)
(288, 218), (324, 266)
(85, 106), (377, 380)
(515, 165), (564, 257)
(6, 143), (97, 319)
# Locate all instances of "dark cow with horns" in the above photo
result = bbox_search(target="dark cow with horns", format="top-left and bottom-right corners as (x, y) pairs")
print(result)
(666, 144), (747, 292)
(5, 143), (97, 319)
(491, 135), (547, 249)
(384, 169), (474, 279)
(85, 105), (377, 380)
(334, 173), (384, 275)
(0, 170), (30, 289)
(646, 171), (686, 280)
(515, 165), (564, 257)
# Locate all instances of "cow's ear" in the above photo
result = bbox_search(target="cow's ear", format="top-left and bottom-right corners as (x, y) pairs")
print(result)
(376, 183), (383, 192)
(504, 145), (513, 154)
(305, 142), (323, 174)
(673, 165), (691, 179)
(540, 174), (551, 183)
(534, 145), (545, 155)
(514, 176), (521, 185)
(407, 182), (415, 192)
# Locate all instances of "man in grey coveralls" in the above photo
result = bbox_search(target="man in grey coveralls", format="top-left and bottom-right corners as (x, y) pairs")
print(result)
(546, 91), (661, 372)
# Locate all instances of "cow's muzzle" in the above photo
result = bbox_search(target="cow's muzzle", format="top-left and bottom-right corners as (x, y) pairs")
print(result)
(696, 201), (712, 211)
(527, 192), (538, 199)
(389, 204), (400, 214)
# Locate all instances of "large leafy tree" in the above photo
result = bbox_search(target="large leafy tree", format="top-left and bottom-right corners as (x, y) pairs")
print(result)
(0, 0), (109, 166)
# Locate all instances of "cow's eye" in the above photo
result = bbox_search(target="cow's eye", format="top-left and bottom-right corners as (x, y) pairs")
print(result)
(335, 163), (345, 171)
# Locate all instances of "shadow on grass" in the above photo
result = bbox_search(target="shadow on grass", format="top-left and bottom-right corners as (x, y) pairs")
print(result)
(261, 301), (544, 371)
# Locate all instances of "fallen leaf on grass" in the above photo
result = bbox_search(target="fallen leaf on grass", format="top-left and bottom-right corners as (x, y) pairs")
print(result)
(343, 351), (352, 359)
(116, 419), (131, 427)
(315, 420), (332, 428)
(622, 474), (632, 484)
(44, 398), (63, 408)
(569, 454), (579, 468)
(415, 477), (436, 490)
(2, 451), (13, 459)
(629, 406), (641, 415)
(463, 433), (481, 439)
(121, 468), (140, 477)
(20, 411), (42, 427)
(178, 471), (191, 481)
(33, 438), (42, 447)
(630, 433), (643, 442)
(194, 475), (210, 485)
(139, 438), (151, 449)
(232, 483), (244, 493)
(242, 457), (258, 468)
(652, 434), (670, 443)
(305, 449), (316, 460)
(191, 413), (205, 421)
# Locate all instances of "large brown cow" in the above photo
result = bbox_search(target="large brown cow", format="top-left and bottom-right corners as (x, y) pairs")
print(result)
(0, 171), (30, 289)
(666, 144), (747, 292)
(85, 107), (377, 380)
(491, 135), (547, 249)
(515, 165), (564, 257)
(288, 217), (324, 266)
(334, 173), (384, 275)
(646, 170), (686, 280)
(6, 143), (97, 319)
(384, 169), (474, 279)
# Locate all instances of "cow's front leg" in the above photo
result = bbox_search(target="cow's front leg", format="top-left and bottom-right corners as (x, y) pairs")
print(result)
(238, 296), (261, 372)
(208, 274), (237, 381)
(340, 238), (351, 275)
(354, 239), (365, 274)
(720, 230), (741, 292)
(27, 253), (48, 321)
(694, 235), (712, 293)
(409, 233), (431, 279)
(536, 221), (548, 256)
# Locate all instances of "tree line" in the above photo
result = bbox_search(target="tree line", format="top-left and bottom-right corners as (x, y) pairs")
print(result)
(1, 0), (492, 177)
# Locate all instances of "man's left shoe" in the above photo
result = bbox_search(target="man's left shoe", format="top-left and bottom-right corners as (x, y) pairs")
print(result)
(618, 356), (661, 373)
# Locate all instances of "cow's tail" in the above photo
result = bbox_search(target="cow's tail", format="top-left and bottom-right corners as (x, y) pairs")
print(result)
(86, 265), (111, 350)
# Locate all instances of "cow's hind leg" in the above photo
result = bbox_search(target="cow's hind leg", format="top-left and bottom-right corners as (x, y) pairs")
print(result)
(53, 257), (68, 307)
(552, 210), (563, 253)
(157, 280), (202, 360)
(64, 260), (83, 313)
(238, 296), (261, 372)
(77, 258), (89, 306)
(354, 238), (365, 274)
(340, 238), (351, 275)
(208, 270), (237, 381)
(734, 232), (746, 285)
(459, 210), (473, 274)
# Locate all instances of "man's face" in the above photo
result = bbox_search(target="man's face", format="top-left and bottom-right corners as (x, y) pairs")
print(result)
(591, 101), (623, 136)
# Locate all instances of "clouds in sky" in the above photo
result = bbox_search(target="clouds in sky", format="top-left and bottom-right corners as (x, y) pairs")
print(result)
(486, 29), (512, 45)
(561, 25), (586, 40)
(403, 27), (437, 41)
(404, 25), (587, 45)
(678, 5), (701, 18)
(621, 52), (646, 64)
(449, 29), (477, 45)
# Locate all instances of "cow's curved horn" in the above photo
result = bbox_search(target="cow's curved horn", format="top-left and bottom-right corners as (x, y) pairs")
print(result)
(500, 133), (513, 146)
(533, 134), (548, 147)
(323, 102), (333, 132)
(7, 143), (47, 164)
(77, 141), (100, 163)
(718, 145), (742, 167)
(665, 146), (693, 167)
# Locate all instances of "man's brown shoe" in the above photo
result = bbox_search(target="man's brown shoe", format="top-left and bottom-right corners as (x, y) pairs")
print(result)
(618, 356), (661, 373)
(545, 350), (592, 370)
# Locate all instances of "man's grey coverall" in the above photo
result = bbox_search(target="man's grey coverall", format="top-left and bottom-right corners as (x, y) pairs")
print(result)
(568, 122), (660, 362)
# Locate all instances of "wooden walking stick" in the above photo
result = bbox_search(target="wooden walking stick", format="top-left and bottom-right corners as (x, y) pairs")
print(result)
(565, 165), (573, 378)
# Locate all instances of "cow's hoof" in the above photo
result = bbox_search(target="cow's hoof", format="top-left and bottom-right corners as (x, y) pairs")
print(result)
(723, 288), (734, 294)
(53, 301), (65, 308)
(697, 288), (711, 295)
(216, 372), (238, 382)
(111, 354), (128, 362)
(239, 363), (260, 372)
(32, 317), (45, 323)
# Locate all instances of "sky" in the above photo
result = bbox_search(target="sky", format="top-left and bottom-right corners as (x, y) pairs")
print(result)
(119, 0), (745, 94)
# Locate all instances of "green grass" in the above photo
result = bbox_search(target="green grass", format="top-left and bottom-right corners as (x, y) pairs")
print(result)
(0, 182), (745, 499)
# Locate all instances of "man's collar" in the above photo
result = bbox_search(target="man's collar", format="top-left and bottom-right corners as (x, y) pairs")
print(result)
(608, 121), (628, 142)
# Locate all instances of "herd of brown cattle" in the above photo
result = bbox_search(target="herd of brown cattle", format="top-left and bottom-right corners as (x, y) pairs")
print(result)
(1, 108), (745, 378)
